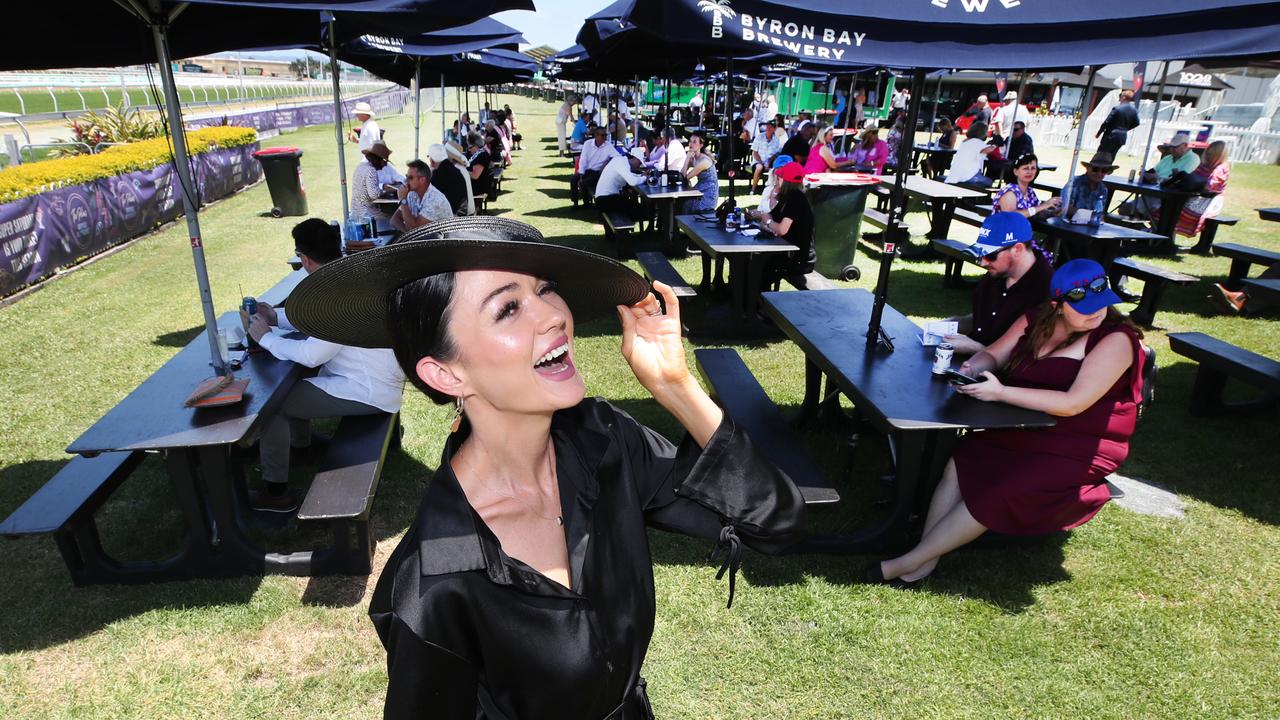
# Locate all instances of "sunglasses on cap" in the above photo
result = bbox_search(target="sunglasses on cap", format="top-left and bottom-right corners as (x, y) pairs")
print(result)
(1056, 276), (1110, 303)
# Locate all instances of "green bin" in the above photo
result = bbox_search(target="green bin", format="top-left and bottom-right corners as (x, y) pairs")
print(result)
(252, 147), (308, 218)
(804, 175), (879, 281)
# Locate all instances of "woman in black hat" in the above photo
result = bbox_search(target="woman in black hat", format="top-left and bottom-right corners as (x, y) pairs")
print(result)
(284, 217), (806, 719)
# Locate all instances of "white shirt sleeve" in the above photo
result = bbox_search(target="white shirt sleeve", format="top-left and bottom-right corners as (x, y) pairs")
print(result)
(258, 332), (341, 369)
(276, 308), (296, 333)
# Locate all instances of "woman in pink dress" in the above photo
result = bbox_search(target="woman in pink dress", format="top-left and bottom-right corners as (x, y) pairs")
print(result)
(851, 128), (890, 174)
(868, 258), (1146, 587)
(803, 124), (855, 175)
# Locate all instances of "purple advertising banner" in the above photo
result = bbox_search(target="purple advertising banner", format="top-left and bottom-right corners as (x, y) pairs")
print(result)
(0, 144), (262, 298)
(186, 88), (409, 135)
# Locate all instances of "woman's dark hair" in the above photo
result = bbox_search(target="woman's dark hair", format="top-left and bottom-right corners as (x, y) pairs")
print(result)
(387, 272), (459, 404)
(1006, 301), (1142, 376)
(1012, 152), (1038, 169)
(966, 122), (988, 140)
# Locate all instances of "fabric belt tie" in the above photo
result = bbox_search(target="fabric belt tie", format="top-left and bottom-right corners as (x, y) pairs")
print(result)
(707, 524), (743, 609)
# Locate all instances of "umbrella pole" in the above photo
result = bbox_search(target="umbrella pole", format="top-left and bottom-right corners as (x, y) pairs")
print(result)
(726, 56), (735, 202)
(1008, 69), (1028, 156)
(868, 68), (926, 347)
(150, 19), (225, 375)
(840, 74), (855, 154)
(1140, 62), (1169, 170)
(634, 76), (640, 148)
(928, 72), (943, 140)
(439, 75), (446, 151)
(327, 17), (349, 224)
(413, 59), (422, 160)
(1060, 66), (1097, 217)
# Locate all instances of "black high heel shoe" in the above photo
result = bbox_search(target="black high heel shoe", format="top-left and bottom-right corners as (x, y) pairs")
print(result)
(862, 562), (924, 590)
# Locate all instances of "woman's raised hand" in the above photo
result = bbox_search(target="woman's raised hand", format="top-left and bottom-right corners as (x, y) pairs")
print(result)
(617, 282), (690, 398)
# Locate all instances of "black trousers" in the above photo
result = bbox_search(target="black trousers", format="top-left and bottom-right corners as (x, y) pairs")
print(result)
(597, 193), (640, 220)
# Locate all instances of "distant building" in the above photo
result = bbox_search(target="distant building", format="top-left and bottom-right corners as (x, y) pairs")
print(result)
(179, 55), (294, 78)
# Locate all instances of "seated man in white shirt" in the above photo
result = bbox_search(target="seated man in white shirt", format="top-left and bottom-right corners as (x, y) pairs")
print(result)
(749, 120), (783, 194)
(595, 146), (646, 221)
(391, 160), (455, 233)
(646, 129), (686, 173)
(246, 219), (405, 511)
(576, 126), (615, 204)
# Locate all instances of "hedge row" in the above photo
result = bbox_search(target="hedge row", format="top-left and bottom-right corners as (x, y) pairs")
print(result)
(0, 126), (258, 203)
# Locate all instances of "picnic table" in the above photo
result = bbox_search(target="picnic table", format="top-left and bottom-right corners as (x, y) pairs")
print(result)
(60, 305), (305, 583)
(1258, 207), (1280, 223)
(29, 270), (375, 584)
(1102, 174), (1194, 249)
(760, 288), (1054, 552)
(636, 180), (703, 256)
(675, 214), (796, 326)
(881, 175), (986, 241)
(1032, 216), (1166, 271)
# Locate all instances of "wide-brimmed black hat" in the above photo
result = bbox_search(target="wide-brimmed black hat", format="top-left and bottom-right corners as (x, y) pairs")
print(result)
(285, 217), (651, 349)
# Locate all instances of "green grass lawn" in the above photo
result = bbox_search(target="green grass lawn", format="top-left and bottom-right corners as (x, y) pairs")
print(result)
(1, 92), (1278, 719)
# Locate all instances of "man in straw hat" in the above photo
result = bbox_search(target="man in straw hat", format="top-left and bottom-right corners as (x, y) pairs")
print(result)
(1066, 151), (1120, 227)
(348, 100), (381, 152)
(280, 216), (804, 716)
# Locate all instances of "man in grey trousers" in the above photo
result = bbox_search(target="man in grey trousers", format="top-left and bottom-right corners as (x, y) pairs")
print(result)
(246, 219), (405, 511)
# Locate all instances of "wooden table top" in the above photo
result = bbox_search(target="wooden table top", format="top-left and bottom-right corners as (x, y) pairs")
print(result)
(67, 311), (302, 455)
(1034, 216), (1165, 242)
(760, 289), (1055, 432)
(636, 182), (703, 201)
(883, 175), (987, 200)
(675, 215), (797, 255)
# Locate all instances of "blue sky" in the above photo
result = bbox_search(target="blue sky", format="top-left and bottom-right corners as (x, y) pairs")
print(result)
(495, 0), (617, 50)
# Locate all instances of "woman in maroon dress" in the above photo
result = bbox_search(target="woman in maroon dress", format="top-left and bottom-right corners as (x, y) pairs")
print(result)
(870, 259), (1145, 587)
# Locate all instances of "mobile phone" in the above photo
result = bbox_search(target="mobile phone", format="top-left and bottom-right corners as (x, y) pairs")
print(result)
(944, 368), (983, 385)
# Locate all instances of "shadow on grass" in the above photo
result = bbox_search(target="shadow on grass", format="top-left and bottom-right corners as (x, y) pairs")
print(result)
(154, 324), (204, 348)
(0, 457), (263, 652)
(0, 443), (440, 647)
(607, 395), (1072, 612)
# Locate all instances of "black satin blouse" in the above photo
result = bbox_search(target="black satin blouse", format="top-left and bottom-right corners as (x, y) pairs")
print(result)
(369, 397), (806, 719)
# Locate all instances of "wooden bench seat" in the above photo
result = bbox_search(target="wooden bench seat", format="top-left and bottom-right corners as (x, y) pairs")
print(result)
(0, 451), (146, 584)
(693, 349), (839, 505)
(1107, 257), (1198, 327)
(1199, 214), (1238, 245)
(602, 210), (638, 258)
(636, 250), (697, 298)
(1211, 242), (1280, 290)
(1168, 333), (1280, 417)
(297, 412), (399, 575)
(951, 204), (990, 229)
(930, 238), (982, 288)
(790, 272), (841, 290)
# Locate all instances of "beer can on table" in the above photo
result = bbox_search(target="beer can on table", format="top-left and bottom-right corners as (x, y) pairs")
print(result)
(932, 342), (954, 375)
(1128, 169), (1137, 182)
(242, 297), (259, 348)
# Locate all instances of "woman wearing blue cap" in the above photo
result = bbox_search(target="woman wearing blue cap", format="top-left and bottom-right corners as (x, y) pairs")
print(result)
(869, 259), (1146, 587)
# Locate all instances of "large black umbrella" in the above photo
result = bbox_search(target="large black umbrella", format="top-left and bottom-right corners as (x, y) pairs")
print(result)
(627, 0), (1280, 342)
(0, 0), (534, 377)
(334, 20), (528, 156)
(627, 0), (1280, 70)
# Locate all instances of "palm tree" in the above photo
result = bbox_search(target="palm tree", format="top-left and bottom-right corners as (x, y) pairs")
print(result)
(697, 0), (736, 21)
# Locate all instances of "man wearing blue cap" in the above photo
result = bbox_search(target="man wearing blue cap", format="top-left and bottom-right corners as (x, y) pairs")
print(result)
(944, 212), (1053, 355)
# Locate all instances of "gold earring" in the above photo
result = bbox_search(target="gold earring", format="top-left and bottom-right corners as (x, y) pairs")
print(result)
(450, 396), (464, 433)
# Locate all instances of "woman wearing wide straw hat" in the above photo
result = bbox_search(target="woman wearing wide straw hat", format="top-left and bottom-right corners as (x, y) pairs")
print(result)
(284, 217), (805, 719)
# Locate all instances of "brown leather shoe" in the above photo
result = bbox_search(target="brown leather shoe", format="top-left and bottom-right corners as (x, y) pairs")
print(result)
(1209, 283), (1246, 314)
(247, 487), (299, 513)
